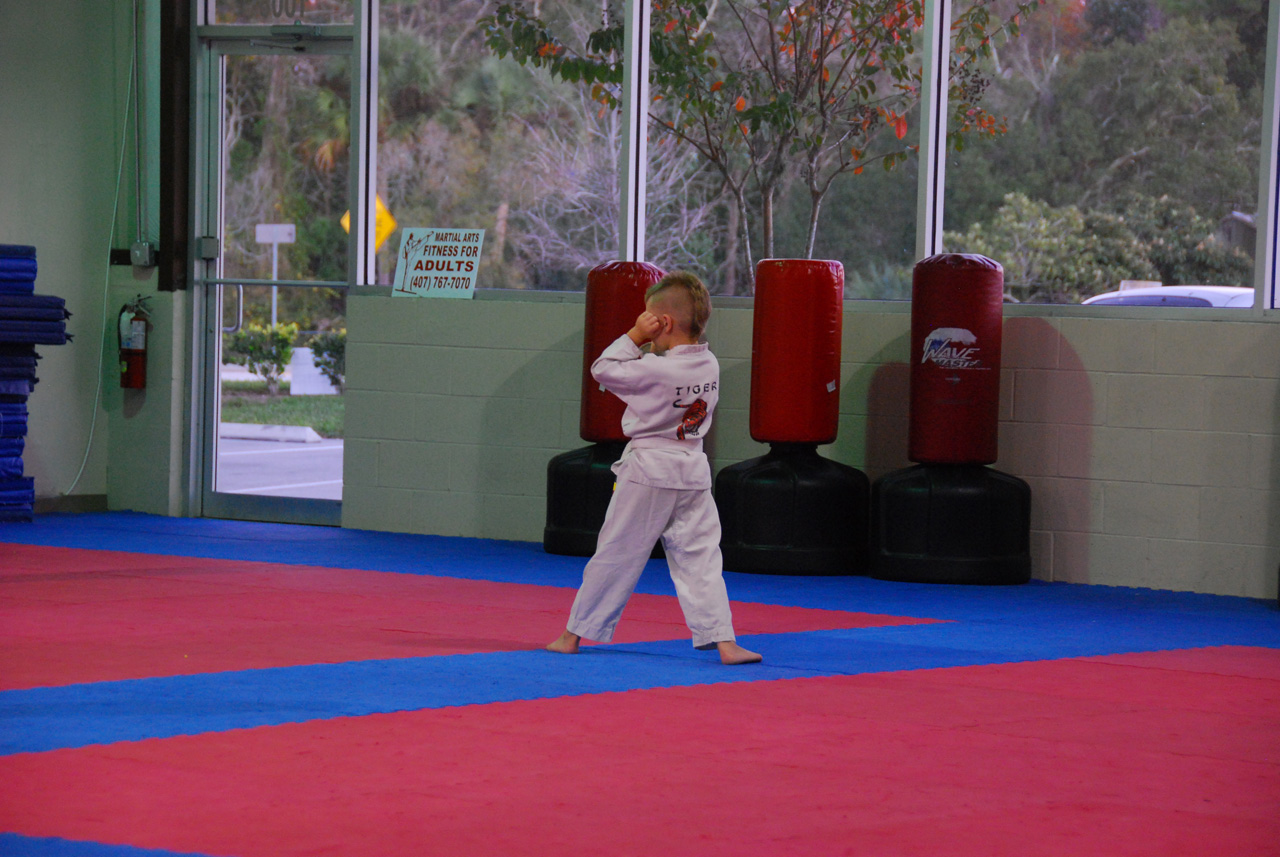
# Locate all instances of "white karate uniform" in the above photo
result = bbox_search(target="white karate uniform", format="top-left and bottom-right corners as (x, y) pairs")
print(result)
(566, 335), (736, 649)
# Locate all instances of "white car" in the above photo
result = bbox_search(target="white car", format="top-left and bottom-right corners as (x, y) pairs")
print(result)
(1082, 285), (1256, 308)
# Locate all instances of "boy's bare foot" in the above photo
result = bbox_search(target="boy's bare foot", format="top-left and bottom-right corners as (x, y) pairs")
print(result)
(717, 641), (762, 665)
(547, 630), (581, 654)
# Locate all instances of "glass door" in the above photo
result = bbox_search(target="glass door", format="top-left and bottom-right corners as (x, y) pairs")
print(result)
(195, 27), (355, 525)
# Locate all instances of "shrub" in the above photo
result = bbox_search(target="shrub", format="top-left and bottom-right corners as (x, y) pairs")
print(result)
(310, 328), (346, 393)
(946, 193), (1156, 303)
(226, 322), (299, 396)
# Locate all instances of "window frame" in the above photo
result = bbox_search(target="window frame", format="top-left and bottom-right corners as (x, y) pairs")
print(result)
(253, 0), (1280, 313)
(1255, 0), (1280, 312)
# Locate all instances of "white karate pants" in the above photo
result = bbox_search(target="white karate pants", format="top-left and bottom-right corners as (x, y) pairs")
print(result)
(566, 479), (736, 649)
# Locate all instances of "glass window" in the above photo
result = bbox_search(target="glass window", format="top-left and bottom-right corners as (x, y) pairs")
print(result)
(217, 284), (346, 501)
(376, 1), (623, 290)
(943, 0), (1265, 305)
(645, 1), (920, 296)
(220, 52), (352, 282)
(212, 0), (355, 25)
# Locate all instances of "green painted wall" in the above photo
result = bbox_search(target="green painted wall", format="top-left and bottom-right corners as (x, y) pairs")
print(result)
(0, 0), (179, 513)
(345, 295), (1280, 600)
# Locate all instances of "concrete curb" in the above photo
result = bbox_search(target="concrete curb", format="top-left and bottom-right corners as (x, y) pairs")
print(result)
(218, 422), (323, 443)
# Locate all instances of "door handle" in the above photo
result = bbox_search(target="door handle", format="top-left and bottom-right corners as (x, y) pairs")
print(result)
(221, 284), (244, 334)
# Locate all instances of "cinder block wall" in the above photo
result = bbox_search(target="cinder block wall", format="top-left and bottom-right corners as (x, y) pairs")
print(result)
(995, 315), (1280, 597)
(343, 297), (584, 539)
(345, 295), (1280, 599)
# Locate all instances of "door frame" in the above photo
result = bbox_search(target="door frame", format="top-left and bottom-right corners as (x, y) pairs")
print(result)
(188, 3), (376, 525)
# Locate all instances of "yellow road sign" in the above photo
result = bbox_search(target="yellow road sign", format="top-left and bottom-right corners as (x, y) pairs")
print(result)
(340, 195), (398, 251)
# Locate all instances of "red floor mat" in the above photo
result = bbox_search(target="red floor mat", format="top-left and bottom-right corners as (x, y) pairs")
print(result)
(2, 647), (1275, 857)
(0, 544), (929, 689)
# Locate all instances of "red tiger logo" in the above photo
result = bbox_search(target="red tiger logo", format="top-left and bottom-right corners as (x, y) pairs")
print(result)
(673, 398), (708, 439)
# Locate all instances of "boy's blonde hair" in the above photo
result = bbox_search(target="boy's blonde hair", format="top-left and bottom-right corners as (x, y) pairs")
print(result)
(646, 271), (711, 338)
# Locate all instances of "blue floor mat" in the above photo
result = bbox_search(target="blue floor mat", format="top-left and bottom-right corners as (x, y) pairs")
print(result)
(2, 512), (1277, 757)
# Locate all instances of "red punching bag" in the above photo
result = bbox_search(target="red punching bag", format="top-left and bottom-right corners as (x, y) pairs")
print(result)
(908, 253), (1004, 465)
(579, 261), (666, 442)
(750, 259), (844, 444)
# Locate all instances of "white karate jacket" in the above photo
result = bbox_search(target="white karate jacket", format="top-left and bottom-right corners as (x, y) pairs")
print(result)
(591, 335), (720, 490)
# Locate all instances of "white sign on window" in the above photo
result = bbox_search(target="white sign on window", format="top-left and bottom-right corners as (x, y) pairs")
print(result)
(391, 228), (485, 299)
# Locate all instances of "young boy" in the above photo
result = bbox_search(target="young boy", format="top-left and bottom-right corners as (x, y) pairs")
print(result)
(547, 271), (762, 665)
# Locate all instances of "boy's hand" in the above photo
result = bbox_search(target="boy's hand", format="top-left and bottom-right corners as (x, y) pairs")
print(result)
(627, 311), (663, 346)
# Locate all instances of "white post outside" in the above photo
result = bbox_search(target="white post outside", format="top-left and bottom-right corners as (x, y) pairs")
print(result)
(255, 223), (295, 327)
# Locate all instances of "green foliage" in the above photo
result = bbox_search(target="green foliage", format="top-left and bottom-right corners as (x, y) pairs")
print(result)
(774, 150), (918, 264)
(1085, 0), (1155, 45)
(225, 323), (299, 396)
(946, 193), (1154, 302)
(1157, 0), (1269, 92)
(380, 26), (445, 130)
(309, 329), (347, 393)
(1113, 193), (1254, 286)
(946, 192), (1251, 302)
(484, 3), (623, 89)
(483, 0), (1030, 275)
(845, 259), (914, 300)
(375, 3), (623, 291)
(221, 285), (344, 345)
(221, 52), (351, 284)
(1053, 18), (1252, 212)
(947, 13), (1259, 238)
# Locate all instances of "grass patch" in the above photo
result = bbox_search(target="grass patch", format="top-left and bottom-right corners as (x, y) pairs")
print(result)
(221, 382), (344, 438)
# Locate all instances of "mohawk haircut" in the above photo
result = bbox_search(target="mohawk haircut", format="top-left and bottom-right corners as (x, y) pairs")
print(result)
(646, 271), (711, 338)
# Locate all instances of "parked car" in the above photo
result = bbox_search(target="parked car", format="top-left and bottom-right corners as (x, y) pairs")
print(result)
(1082, 285), (1256, 307)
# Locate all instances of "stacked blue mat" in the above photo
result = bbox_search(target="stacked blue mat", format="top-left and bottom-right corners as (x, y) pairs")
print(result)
(0, 244), (71, 522)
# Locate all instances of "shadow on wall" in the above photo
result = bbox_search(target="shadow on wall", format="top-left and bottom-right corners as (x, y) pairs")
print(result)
(864, 362), (911, 482)
(706, 357), (755, 465)
(480, 332), (583, 539)
(1000, 318), (1093, 584)
(836, 327), (912, 482)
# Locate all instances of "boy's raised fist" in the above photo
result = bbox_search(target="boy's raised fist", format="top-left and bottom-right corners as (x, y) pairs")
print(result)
(628, 310), (663, 346)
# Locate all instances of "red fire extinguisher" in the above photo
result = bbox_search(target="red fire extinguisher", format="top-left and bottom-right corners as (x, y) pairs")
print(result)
(119, 295), (152, 389)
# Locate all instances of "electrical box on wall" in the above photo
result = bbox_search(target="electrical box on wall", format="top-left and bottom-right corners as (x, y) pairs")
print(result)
(110, 245), (158, 267)
(130, 241), (156, 267)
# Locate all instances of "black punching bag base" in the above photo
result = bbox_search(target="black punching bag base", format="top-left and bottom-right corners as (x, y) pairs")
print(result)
(543, 442), (664, 559)
(716, 443), (870, 576)
(544, 442), (626, 556)
(870, 464), (1032, 585)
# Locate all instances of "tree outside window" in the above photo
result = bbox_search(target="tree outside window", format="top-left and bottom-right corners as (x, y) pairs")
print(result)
(944, 0), (1264, 303)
